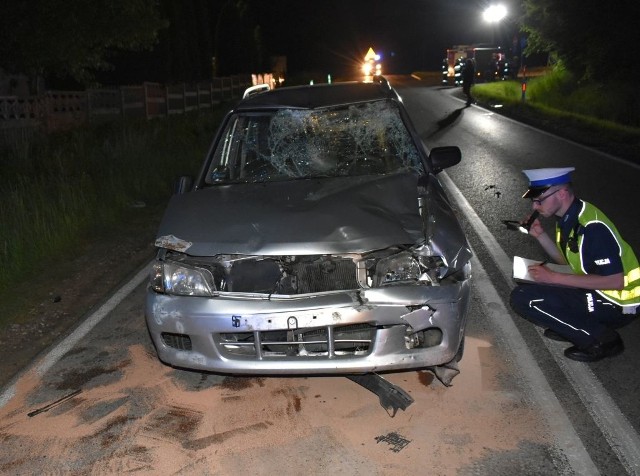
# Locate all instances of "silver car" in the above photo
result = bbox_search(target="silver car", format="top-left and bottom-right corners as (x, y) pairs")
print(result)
(145, 78), (472, 379)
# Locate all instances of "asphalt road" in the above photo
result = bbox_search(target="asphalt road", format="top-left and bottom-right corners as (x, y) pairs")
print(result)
(396, 76), (640, 475)
(0, 77), (638, 475)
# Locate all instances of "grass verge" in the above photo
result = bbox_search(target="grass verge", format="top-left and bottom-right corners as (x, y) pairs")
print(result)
(0, 108), (228, 327)
(469, 69), (640, 163)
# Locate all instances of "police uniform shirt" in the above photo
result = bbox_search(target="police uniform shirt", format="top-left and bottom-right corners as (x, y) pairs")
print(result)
(559, 198), (624, 277)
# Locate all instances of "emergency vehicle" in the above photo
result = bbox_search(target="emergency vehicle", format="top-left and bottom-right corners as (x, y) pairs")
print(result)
(363, 47), (382, 78)
(442, 45), (514, 85)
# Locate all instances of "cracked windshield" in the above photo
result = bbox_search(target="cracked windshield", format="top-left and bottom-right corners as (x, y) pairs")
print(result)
(206, 100), (422, 184)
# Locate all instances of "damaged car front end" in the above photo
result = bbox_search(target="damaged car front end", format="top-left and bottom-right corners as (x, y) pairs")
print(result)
(145, 80), (472, 381)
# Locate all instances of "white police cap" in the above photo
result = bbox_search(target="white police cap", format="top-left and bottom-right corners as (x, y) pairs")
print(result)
(522, 167), (575, 198)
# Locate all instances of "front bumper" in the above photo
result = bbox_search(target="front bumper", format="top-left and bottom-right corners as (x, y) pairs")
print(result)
(145, 279), (471, 375)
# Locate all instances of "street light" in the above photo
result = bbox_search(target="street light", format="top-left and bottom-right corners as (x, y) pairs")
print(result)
(482, 4), (522, 81)
(483, 4), (507, 47)
(482, 4), (507, 23)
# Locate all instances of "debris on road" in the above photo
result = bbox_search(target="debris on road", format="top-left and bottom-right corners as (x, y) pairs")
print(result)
(375, 432), (412, 452)
(27, 389), (82, 417)
(347, 373), (414, 417)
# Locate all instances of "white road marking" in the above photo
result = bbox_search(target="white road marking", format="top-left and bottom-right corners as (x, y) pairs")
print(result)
(0, 263), (152, 408)
(449, 90), (640, 171)
(470, 251), (599, 475)
(440, 171), (640, 475)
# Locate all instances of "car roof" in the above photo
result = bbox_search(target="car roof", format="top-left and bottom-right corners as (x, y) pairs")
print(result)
(235, 78), (399, 110)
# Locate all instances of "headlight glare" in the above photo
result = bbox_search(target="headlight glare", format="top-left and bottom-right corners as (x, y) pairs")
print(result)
(150, 261), (214, 296)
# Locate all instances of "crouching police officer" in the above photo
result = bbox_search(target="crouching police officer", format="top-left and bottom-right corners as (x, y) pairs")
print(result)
(510, 167), (640, 362)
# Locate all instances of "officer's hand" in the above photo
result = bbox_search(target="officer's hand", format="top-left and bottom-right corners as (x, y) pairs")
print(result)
(526, 216), (544, 238)
(528, 263), (554, 283)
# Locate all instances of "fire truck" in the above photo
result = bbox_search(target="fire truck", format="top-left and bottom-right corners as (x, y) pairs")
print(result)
(442, 45), (515, 86)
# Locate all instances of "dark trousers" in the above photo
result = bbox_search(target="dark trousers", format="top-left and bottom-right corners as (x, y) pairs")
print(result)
(463, 83), (472, 104)
(510, 284), (634, 347)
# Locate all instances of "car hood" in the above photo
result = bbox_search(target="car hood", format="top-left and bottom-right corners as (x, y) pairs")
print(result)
(155, 172), (470, 268)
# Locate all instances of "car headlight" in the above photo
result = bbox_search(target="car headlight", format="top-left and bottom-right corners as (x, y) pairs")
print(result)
(374, 251), (421, 286)
(150, 261), (214, 296)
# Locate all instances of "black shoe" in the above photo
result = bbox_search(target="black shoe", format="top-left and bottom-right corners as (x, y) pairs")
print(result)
(543, 329), (570, 342)
(564, 336), (624, 362)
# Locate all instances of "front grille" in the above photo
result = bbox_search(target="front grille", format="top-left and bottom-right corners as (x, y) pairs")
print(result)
(227, 256), (359, 294)
(217, 323), (375, 358)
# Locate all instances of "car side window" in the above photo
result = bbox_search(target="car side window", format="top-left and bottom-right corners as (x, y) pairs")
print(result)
(207, 115), (274, 183)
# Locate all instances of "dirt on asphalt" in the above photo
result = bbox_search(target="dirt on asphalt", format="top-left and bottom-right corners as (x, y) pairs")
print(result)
(0, 319), (559, 475)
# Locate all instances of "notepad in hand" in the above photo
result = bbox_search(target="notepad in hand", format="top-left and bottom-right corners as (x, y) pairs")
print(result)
(512, 256), (572, 284)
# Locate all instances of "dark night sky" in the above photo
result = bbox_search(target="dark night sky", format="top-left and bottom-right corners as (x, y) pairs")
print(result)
(254, 0), (521, 75)
(97, 0), (523, 85)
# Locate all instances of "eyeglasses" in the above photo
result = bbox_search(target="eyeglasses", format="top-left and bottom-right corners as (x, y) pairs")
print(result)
(531, 188), (561, 205)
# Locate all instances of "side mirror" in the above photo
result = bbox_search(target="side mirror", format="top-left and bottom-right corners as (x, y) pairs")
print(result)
(429, 146), (461, 174)
(174, 176), (193, 194)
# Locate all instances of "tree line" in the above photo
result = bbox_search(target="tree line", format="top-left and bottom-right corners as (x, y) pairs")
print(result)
(521, 0), (639, 82)
(1, 0), (637, 90)
(0, 0), (268, 90)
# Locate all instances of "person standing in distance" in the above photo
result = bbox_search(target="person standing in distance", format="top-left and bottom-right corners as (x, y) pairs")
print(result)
(462, 58), (475, 107)
(510, 167), (640, 362)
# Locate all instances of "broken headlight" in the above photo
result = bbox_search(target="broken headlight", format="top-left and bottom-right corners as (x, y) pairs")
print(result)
(374, 251), (421, 286)
(150, 260), (215, 296)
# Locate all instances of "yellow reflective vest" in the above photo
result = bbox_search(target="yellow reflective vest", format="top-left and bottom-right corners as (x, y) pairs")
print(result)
(555, 201), (640, 308)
